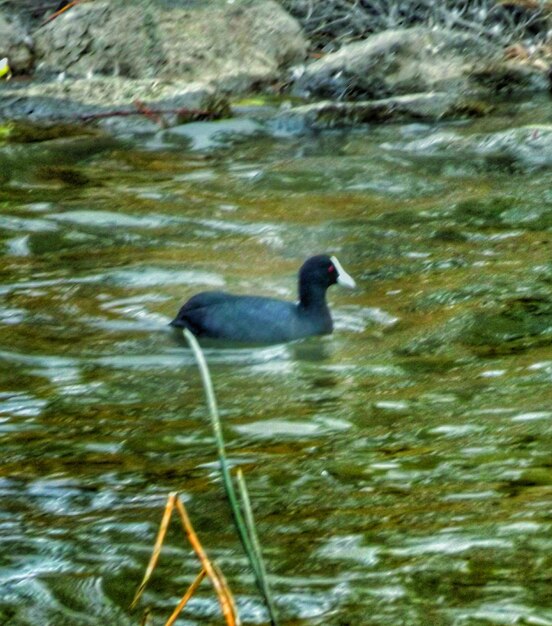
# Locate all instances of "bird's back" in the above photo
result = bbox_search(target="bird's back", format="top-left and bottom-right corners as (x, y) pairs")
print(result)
(171, 291), (331, 344)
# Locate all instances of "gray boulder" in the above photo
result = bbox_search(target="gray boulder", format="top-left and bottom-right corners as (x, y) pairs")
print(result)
(34, 0), (307, 92)
(0, 0), (306, 126)
(292, 27), (547, 100)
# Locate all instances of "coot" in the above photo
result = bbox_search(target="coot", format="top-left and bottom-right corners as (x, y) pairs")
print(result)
(170, 255), (356, 344)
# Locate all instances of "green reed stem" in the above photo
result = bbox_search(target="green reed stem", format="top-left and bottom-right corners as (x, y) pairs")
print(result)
(236, 468), (279, 624)
(182, 329), (279, 626)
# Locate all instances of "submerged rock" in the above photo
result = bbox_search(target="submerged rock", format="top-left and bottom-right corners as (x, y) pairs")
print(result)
(0, 133), (119, 182)
(386, 126), (552, 170)
(160, 118), (266, 151)
(400, 295), (552, 357)
(452, 194), (552, 230)
(461, 297), (552, 355)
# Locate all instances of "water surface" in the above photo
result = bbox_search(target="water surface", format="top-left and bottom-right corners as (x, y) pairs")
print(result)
(1, 98), (551, 625)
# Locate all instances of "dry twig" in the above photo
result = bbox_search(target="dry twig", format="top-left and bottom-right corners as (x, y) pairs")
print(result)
(131, 492), (240, 626)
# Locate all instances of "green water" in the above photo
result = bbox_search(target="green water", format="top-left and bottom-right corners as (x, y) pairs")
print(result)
(0, 99), (551, 626)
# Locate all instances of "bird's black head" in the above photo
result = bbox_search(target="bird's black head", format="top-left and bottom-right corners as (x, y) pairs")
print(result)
(298, 254), (356, 305)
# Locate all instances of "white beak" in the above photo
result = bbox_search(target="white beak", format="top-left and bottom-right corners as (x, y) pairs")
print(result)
(331, 255), (356, 288)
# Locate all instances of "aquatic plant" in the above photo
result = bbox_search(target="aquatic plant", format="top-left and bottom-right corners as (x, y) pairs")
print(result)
(132, 329), (279, 625)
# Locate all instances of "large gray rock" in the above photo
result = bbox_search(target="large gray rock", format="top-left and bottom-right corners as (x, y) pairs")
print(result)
(0, 11), (33, 73)
(292, 27), (547, 100)
(35, 3), (150, 78)
(34, 0), (307, 91)
(0, 0), (306, 126)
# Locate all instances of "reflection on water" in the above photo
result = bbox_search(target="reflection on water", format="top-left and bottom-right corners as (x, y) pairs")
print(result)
(1, 98), (552, 625)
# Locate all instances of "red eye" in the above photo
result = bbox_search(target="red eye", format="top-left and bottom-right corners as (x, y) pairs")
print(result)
(328, 265), (335, 273)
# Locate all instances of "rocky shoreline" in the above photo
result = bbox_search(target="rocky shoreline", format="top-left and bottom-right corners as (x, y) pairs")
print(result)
(0, 0), (550, 133)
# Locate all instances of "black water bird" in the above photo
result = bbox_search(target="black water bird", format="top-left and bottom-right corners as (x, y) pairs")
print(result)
(170, 255), (356, 344)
